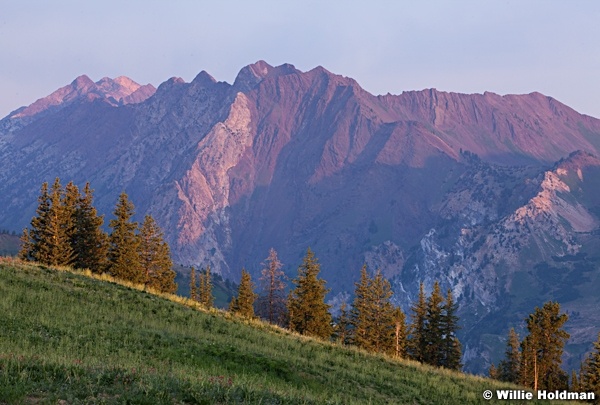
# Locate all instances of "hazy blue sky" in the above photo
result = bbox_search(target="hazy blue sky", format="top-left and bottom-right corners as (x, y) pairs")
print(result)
(1, 1), (599, 118)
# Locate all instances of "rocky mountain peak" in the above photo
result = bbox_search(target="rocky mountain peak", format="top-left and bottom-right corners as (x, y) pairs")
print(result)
(192, 71), (217, 86)
(233, 61), (300, 92)
(0, 74), (155, 134)
(71, 74), (96, 91)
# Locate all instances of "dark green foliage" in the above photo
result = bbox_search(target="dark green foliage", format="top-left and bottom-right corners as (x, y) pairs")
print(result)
(20, 179), (75, 266)
(408, 282), (462, 369)
(423, 281), (445, 366)
(257, 248), (287, 326)
(71, 183), (108, 272)
(45, 178), (76, 266)
(520, 301), (569, 390)
(288, 248), (333, 339)
(441, 289), (462, 370)
(497, 328), (521, 383)
(350, 265), (374, 350)
(138, 215), (177, 293)
(22, 181), (52, 262)
(20, 179), (109, 271)
(581, 332), (600, 398)
(107, 192), (143, 283)
(408, 282), (428, 362)
(230, 268), (256, 318)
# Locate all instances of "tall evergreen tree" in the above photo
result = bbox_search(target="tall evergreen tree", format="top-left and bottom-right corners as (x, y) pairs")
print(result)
(20, 182), (51, 262)
(45, 178), (75, 266)
(288, 248), (333, 339)
(581, 332), (600, 397)
(408, 282), (428, 362)
(441, 288), (462, 370)
(498, 328), (521, 383)
(138, 215), (177, 293)
(198, 265), (214, 308)
(72, 183), (108, 272)
(393, 306), (408, 358)
(107, 192), (143, 283)
(62, 181), (79, 257)
(350, 266), (398, 354)
(520, 301), (569, 391)
(230, 268), (256, 317)
(258, 248), (287, 326)
(369, 270), (397, 354)
(423, 281), (445, 366)
(351, 265), (375, 350)
(189, 267), (198, 301)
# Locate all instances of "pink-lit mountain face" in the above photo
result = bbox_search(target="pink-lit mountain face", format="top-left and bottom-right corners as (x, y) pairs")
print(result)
(0, 75), (155, 133)
(2, 61), (600, 373)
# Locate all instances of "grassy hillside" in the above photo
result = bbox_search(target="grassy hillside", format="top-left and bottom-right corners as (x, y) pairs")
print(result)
(0, 260), (571, 404)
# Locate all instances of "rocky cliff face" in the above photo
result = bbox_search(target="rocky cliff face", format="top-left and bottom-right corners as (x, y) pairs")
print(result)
(2, 61), (600, 372)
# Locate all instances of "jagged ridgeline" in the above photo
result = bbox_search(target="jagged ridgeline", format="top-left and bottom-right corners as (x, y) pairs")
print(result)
(2, 62), (600, 373)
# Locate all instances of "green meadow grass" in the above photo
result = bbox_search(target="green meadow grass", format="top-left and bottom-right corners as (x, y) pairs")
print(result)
(0, 260), (573, 404)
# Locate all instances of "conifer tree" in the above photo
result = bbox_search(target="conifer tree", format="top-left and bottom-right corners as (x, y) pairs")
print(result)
(288, 248), (333, 339)
(25, 178), (75, 266)
(18, 228), (33, 261)
(441, 288), (462, 370)
(20, 182), (51, 262)
(369, 270), (396, 354)
(498, 328), (521, 383)
(393, 306), (408, 358)
(138, 215), (176, 293)
(334, 302), (351, 345)
(350, 266), (398, 354)
(190, 267), (198, 301)
(571, 369), (580, 392)
(230, 268), (256, 317)
(581, 332), (600, 397)
(408, 282), (428, 362)
(351, 265), (374, 350)
(62, 181), (79, 255)
(520, 301), (569, 391)
(72, 183), (108, 272)
(107, 192), (143, 283)
(423, 281), (445, 366)
(198, 265), (214, 308)
(489, 364), (499, 380)
(258, 248), (287, 326)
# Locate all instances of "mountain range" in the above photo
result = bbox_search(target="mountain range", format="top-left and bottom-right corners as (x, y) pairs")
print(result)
(2, 61), (600, 373)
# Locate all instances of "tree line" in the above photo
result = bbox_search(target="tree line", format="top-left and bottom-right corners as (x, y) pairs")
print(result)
(489, 301), (600, 398)
(222, 247), (463, 370)
(14, 179), (600, 395)
(19, 178), (177, 294)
